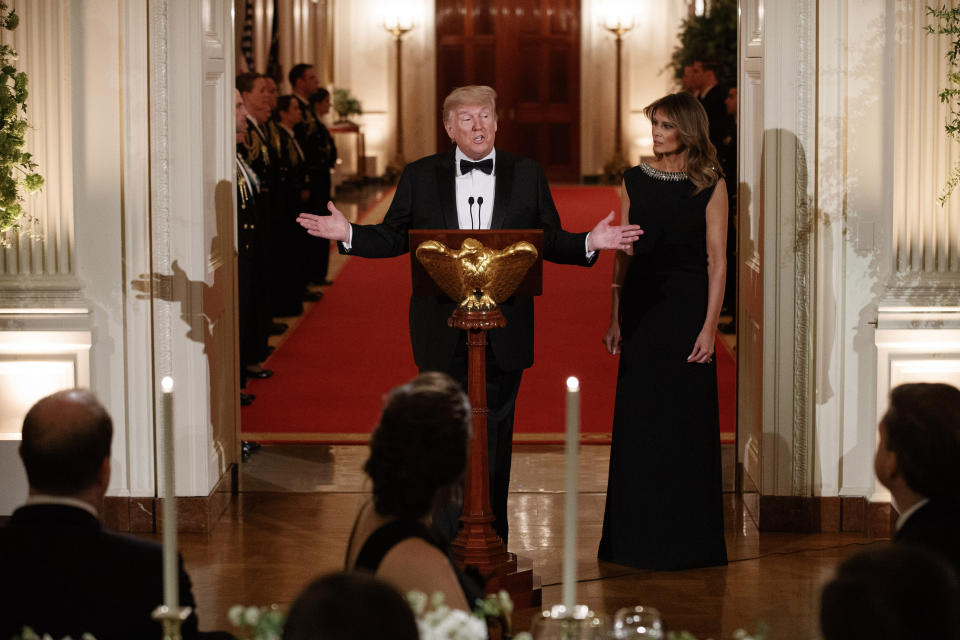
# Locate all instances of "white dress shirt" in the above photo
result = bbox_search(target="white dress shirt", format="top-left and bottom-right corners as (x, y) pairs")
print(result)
(454, 147), (496, 230)
(895, 496), (930, 532)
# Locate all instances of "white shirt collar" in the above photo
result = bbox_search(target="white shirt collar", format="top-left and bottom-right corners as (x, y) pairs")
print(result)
(454, 147), (496, 176)
(895, 496), (930, 532)
(25, 494), (99, 519)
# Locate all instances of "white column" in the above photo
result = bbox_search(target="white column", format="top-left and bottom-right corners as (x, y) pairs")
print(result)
(758, 0), (817, 497)
(148, 0), (238, 496)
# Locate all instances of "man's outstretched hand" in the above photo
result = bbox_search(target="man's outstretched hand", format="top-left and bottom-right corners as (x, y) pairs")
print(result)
(297, 201), (351, 242)
(586, 211), (642, 252)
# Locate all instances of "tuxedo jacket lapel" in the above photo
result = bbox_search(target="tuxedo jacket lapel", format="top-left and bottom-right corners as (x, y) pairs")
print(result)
(491, 151), (514, 229)
(437, 150), (458, 229)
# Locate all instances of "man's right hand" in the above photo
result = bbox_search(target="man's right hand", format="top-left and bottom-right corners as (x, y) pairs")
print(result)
(297, 201), (350, 242)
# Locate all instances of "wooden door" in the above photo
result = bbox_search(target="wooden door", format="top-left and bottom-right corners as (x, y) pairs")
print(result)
(737, 0), (764, 518)
(436, 0), (580, 182)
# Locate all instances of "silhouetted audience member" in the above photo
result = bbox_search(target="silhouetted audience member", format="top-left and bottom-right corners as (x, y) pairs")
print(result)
(820, 545), (960, 640)
(0, 389), (225, 640)
(875, 382), (960, 576)
(344, 372), (481, 611)
(282, 571), (418, 640)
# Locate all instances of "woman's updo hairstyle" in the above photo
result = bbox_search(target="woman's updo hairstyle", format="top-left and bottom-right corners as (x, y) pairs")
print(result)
(365, 372), (471, 520)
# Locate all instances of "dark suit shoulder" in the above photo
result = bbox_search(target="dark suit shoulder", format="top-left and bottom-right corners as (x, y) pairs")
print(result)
(895, 501), (960, 575)
(401, 150), (454, 174)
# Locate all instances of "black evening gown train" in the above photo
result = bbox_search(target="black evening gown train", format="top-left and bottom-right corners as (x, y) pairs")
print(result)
(598, 163), (728, 571)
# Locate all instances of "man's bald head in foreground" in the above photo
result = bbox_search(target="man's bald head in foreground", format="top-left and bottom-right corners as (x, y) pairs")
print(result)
(20, 389), (113, 500)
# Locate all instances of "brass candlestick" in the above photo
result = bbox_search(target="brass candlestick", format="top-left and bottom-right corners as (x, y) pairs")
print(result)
(152, 604), (193, 640)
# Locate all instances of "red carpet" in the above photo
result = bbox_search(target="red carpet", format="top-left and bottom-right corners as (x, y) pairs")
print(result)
(241, 186), (736, 444)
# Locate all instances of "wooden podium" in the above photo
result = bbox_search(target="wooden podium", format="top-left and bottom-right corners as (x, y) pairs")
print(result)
(410, 229), (543, 608)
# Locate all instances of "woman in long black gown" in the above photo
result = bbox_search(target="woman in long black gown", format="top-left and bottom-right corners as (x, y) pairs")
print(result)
(598, 92), (728, 570)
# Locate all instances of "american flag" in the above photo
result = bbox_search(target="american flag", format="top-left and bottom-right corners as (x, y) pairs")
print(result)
(239, 0), (255, 73)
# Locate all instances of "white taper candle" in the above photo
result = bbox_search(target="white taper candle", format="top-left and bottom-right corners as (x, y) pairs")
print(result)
(160, 375), (178, 609)
(563, 376), (580, 612)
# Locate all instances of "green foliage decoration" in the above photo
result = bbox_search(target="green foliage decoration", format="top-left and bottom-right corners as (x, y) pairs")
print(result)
(0, 1), (43, 233)
(332, 87), (363, 123)
(667, 0), (738, 89)
(926, 4), (960, 205)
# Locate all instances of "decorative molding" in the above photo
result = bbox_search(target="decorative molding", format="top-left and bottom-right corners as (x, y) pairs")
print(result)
(102, 463), (236, 533)
(790, 0), (815, 497)
(891, 0), (960, 281)
(745, 0), (764, 58)
(0, 0), (79, 291)
(758, 495), (895, 537)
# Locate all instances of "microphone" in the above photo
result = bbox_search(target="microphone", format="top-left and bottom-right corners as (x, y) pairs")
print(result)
(476, 196), (484, 228)
(467, 196), (476, 229)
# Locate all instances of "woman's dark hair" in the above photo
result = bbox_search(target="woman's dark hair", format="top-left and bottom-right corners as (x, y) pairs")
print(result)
(309, 88), (331, 106)
(883, 382), (960, 502)
(820, 545), (960, 640)
(644, 92), (720, 194)
(364, 372), (471, 520)
(283, 571), (418, 640)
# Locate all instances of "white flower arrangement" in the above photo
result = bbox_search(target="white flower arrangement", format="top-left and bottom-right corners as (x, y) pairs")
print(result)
(407, 590), (533, 640)
(227, 604), (284, 640)
(666, 624), (767, 640)
(13, 628), (96, 640)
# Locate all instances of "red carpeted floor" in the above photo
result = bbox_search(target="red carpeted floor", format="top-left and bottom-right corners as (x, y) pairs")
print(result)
(241, 186), (736, 444)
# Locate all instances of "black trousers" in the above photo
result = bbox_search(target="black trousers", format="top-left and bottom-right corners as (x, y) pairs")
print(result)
(428, 340), (524, 545)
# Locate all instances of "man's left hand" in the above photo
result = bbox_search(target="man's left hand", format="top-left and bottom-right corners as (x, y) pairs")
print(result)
(587, 211), (643, 252)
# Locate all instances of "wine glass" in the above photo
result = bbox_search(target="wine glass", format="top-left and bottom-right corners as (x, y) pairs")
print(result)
(611, 605), (663, 639)
(530, 605), (608, 640)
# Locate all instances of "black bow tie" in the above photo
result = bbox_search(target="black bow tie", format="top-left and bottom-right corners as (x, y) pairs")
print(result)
(460, 158), (493, 175)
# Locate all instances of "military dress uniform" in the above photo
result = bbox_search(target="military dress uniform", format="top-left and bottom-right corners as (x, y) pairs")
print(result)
(236, 153), (262, 386)
(294, 96), (337, 284)
(240, 115), (281, 348)
(268, 117), (311, 315)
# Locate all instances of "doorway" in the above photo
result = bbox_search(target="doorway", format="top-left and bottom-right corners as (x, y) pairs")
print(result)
(435, 0), (581, 182)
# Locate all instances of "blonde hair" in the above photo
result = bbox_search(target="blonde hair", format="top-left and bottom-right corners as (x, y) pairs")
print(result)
(442, 85), (498, 125)
(644, 93), (720, 193)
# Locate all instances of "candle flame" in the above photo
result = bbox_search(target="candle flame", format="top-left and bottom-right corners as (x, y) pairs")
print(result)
(161, 376), (174, 393)
(566, 376), (580, 392)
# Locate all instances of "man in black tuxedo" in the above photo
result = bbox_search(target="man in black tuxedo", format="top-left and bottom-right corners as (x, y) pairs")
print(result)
(875, 382), (960, 577)
(0, 390), (206, 640)
(298, 85), (641, 543)
(692, 60), (730, 154)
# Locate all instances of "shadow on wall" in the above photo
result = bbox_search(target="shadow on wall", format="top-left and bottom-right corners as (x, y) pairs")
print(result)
(130, 179), (238, 473)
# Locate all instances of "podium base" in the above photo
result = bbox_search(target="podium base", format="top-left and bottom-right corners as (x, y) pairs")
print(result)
(484, 552), (543, 609)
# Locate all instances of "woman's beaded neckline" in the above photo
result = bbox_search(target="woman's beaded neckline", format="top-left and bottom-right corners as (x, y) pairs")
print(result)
(640, 162), (687, 181)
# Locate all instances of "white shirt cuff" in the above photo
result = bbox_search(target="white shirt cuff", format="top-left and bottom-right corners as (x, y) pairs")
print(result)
(585, 233), (596, 259)
(341, 224), (353, 252)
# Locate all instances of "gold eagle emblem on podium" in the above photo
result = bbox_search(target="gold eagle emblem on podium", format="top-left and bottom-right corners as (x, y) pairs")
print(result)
(415, 238), (539, 311)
